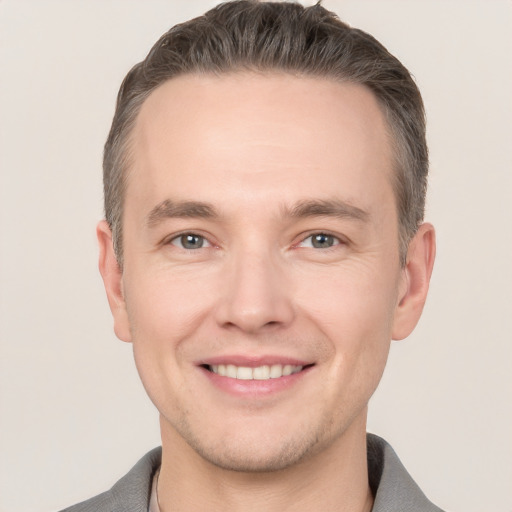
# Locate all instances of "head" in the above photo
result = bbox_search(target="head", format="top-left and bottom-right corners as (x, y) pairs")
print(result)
(103, 0), (428, 267)
(97, 1), (435, 474)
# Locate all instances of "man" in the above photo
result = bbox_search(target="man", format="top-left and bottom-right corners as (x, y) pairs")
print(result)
(62, 1), (441, 511)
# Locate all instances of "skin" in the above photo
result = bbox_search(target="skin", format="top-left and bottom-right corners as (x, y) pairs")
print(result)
(98, 73), (435, 512)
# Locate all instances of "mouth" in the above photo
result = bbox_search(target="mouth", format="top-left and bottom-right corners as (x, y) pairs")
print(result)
(204, 363), (309, 381)
(198, 357), (315, 396)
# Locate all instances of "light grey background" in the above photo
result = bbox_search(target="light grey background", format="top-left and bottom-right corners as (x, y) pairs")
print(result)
(1, 1), (511, 511)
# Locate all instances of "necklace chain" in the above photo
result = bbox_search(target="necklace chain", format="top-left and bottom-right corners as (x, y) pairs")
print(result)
(155, 468), (162, 512)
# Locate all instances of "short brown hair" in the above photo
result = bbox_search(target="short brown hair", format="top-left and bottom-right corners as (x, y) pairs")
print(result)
(104, 0), (427, 266)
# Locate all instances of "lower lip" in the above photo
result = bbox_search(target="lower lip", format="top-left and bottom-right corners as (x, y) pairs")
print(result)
(200, 366), (312, 397)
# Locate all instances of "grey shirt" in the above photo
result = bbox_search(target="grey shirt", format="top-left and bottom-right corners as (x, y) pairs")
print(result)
(60, 434), (445, 512)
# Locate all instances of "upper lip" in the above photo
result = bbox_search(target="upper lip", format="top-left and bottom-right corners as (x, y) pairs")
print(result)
(198, 355), (314, 368)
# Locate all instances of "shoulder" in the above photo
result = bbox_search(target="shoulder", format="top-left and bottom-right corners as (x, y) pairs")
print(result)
(59, 447), (162, 512)
(368, 434), (445, 512)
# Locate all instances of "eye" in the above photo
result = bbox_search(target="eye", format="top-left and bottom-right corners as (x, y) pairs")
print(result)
(300, 233), (340, 249)
(170, 233), (211, 250)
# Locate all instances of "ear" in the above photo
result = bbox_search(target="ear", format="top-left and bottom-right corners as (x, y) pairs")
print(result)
(97, 220), (132, 343)
(392, 223), (436, 340)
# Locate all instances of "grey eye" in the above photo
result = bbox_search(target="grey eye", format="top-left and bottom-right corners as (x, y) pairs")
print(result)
(311, 233), (336, 248)
(299, 233), (340, 249)
(171, 234), (209, 249)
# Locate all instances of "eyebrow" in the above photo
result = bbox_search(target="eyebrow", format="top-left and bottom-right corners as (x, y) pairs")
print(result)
(146, 199), (218, 227)
(146, 197), (369, 228)
(286, 199), (369, 222)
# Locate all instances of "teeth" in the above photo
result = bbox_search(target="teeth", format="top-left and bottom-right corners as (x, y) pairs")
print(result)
(209, 364), (303, 380)
(226, 364), (237, 378)
(252, 366), (270, 380)
(282, 364), (293, 376)
(237, 367), (253, 380)
(270, 364), (283, 378)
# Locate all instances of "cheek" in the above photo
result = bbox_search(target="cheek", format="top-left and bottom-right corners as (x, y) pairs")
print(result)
(123, 269), (213, 409)
(123, 267), (213, 344)
(299, 261), (399, 328)
(295, 262), (399, 372)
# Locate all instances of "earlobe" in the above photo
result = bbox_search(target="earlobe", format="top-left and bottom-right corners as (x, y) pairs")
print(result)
(97, 220), (132, 343)
(392, 223), (436, 340)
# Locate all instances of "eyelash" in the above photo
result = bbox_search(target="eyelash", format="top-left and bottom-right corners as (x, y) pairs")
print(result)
(167, 232), (212, 250)
(165, 231), (344, 251)
(296, 232), (343, 250)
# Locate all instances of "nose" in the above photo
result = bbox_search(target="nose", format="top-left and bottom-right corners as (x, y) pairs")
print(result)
(214, 246), (295, 334)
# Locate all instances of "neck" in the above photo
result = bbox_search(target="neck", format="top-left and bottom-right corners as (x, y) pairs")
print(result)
(157, 415), (373, 512)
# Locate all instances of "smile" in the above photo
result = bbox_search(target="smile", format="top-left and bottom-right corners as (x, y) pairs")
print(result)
(208, 364), (304, 380)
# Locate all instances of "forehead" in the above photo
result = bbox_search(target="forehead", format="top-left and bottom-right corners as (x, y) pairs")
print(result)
(128, 72), (394, 213)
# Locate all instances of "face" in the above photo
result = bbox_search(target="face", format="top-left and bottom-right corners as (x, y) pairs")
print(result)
(99, 73), (433, 472)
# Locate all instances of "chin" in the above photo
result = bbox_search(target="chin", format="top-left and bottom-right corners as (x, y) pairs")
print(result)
(191, 437), (318, 473)
(170, 414), (334, 473)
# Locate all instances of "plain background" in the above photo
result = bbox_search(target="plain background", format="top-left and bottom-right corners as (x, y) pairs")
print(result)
(0, 1), (511, 511)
